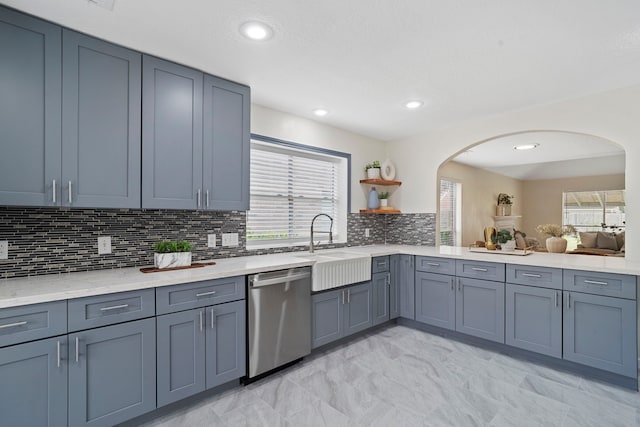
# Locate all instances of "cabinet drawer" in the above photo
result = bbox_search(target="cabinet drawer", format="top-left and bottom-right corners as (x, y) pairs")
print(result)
(563, 270), (636, 300)
(456, 260), (505, 282)
(0, 301), (67, 348)
(68, 289), (155, 332)
(156, 276), (245, 315)
(506, 264), (562, 290)
(415, 256), (455, 275)
(372, 256), (390, 273)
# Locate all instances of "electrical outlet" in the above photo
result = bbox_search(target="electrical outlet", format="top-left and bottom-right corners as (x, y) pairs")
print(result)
(221, 233), (239, 247)
(0, 241), (8, 260)
(97, 236), (112, 255)
(207, 234), (217, 248)
(365, 228), (370, 238)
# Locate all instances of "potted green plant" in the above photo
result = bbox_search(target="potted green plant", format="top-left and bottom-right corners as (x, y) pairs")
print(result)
(154, 240), (193, 269)
(378, 191), (389, 207)
(496, 229), (515, 251)
(496, 193), (514, 216)
(535, 224), (576, 253)
(365, 160), (381, 179)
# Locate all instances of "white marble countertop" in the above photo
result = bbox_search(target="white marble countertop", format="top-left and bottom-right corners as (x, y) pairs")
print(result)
(1, 245), (639, 309)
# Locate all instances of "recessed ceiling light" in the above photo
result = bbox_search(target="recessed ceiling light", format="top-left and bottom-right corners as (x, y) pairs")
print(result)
(313, 108), (329, 117)
(514, 144), (539, 150)
(404, 100), (424, 109)
(239, 21), (274, 41)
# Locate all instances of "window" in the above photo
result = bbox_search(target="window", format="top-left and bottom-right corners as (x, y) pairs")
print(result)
(247, 135), (349, 248)
(439, 178), (462, 246)
(563, 190), (626, 233)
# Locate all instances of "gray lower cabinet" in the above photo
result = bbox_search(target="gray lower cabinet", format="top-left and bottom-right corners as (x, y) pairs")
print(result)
(455, 277), (505, 343)
(415, 271), (455, 330)
(372, 271), (390, 326)
(0, 7), (61, 207)
(68, 318), (156, 427)
(157, 300), (245, 407)
(312, 282), (373, 348)
(505, 283), (562, 358)
(0, 336), (68, 427)
(62, 29), (141, 208)
(397, 255), (415, 319)
(389, 255), (401, 319)
(563, 291), (637, 377)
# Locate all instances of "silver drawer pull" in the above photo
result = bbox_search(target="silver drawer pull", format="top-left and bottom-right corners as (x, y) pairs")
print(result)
(196, 290), (217, 297)
(584, 280), (608, 286)
(471, 267), (488, 272)
(57, 340), (61, 368)
(0, 321), (27, 329)
(522, 273), (542, 278)
(52, 179), (56, 203)
(68, 180), (72, 204)
(427, 262), (440, 266)
(75, 337), (80, 363)
(100, 304), (129, 312)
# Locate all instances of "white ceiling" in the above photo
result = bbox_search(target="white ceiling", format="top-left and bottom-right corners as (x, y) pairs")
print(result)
(4, 0), (640, 143)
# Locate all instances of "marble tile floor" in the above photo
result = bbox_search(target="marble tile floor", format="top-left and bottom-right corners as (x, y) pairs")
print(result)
(141, 324), (640, 427)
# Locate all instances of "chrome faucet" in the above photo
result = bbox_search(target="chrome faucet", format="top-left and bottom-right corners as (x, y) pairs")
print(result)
(310, 213), (333, 253)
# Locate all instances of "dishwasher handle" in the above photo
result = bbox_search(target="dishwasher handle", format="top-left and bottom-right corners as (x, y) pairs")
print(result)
(250, 271), (311, 288)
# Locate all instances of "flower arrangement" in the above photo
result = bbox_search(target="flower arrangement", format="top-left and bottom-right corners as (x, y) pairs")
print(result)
(497, 193), (514, 205)
(535, 224), (576, 238)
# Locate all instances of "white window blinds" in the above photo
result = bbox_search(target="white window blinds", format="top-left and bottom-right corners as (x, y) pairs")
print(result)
(247, 140), (342, 247)
(439, 178), (461, 246)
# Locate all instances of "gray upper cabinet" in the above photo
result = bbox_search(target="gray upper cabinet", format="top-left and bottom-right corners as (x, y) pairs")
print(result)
(142, 55), (203, 210)
(0, 336), (68, 427)
(455, 277), (505, 343)
(203, 75), (250, 211)
(62, 30), (141, 208)
(372, 271), (390, 326)
(68, 318), (156, 427)
(0, 7), (61, 206)
(415, 271), (455, 330)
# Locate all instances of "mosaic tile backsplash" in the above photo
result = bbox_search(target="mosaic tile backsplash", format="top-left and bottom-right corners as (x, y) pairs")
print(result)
(0, 208), (435, 278)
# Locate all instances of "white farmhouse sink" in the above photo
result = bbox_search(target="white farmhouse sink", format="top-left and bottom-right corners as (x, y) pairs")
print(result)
(293, 251), (372, 291)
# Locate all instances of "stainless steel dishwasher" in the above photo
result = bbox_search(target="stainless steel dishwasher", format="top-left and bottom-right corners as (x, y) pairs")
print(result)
(247, 267), (311, 379)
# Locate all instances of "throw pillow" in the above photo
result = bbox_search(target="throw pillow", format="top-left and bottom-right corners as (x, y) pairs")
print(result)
(597, 231), (618, 250)
(615, 231), (625, 250)
(579, 232), (597, 248)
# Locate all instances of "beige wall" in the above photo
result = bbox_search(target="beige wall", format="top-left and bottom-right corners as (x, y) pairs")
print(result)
(438, 161), (523, 246)
(522, 174), (625, 240)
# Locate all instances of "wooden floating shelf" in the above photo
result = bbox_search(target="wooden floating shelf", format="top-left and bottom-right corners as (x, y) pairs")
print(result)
(359, 209), (401, 214)
(359, 179), (402, 186)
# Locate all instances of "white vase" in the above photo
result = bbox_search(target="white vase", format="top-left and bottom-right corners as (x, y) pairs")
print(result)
(154, 252), (192, 269)
(367, 168), (381, 179)
(545, 237), (567, 253)
(496, 204), (511, 216)
(380, 199), (388, 207)
(501, 240), (516, 252)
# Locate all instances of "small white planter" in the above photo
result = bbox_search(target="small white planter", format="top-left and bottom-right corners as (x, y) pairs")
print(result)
(154, 252), (192, 269)
(366, 168), (381, 179)
(501, 240), (516, 252)
(379, 199), (388, 207)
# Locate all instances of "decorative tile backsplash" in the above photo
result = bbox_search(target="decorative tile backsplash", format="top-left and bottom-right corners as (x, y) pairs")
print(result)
(0, 208), (434, 279)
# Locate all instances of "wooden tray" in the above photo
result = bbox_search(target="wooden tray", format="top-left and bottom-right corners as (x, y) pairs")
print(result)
(468, 246), (534, 256)
(140, 262), (216, 273)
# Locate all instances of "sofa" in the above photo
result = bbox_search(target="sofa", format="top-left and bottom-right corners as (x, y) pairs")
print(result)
(569, 231), (625, 256)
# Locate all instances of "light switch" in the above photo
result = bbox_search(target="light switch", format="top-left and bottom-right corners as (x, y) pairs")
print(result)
(207, 234), (216, 248)
(222, 233), (239, 247)
(0, 241), (7, 260)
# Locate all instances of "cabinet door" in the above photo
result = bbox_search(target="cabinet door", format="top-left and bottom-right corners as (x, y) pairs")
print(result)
(372, 272), (390, 326)
(415, 272), (455, 330)
(202, 74), (250, 211)
(506, 284), (561, 358)
(62, 30), (141, 208)
(69, 318), (156, 427)
(343, 282), (373, 337)
(156, 309), (205, 407)
(563, 292), (637, 377)
(399, 255), (415, 319)
(0, 7), (61, 206)
(142, 55), (203, 209)
(311, 289), (343, 348)
(206, 300), (246, 389)
(455, 277), (505, 343)
(389, 255), (401, 319)
(0, 336), (67, 427)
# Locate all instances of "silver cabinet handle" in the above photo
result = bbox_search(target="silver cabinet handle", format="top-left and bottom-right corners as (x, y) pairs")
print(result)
(0, 321), (27, 329)
(347, 289), (350, 304)
(566, 293), (570, 309)
(68, 181), (72, 204)
(75, 337), (80, 363)
(386, 273), (391, 286)
(100, 304), (129, 312)
(52, 179), (56, 203)
(522, 273), (542, 278)
(195, 290), (217, 297)
(450, 278), (454, 290)
(457, 278), (461, 291)
(197, 189), (201, 208)
(210, 309), (215, 329)
(57, 340), (61, 368)
(554, 291), (558, 307)
(471, 267), (488, 272)
(584, 279), (608, 286)
(199, 311), (203, 332)
(341, 290), (345, 305)
(427, 262), (440, 266)
(206, 190), (210, 208)
(410, 256), (413, 268)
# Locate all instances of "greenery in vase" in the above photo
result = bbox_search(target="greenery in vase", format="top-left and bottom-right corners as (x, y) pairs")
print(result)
(154, 240), (193, 253)
(496, 229), (513, 244)
(497, 193), (514, 205)
(364, 160), (381, 171)
(378, 191), (389, 199)
(535, 224), (577, 238)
